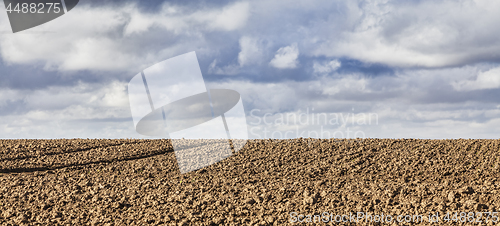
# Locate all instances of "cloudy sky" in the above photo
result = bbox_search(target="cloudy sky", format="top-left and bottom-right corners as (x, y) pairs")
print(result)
(1, 0), (500, 139)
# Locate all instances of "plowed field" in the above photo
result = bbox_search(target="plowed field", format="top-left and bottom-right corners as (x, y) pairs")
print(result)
(1, 138), (499, 225)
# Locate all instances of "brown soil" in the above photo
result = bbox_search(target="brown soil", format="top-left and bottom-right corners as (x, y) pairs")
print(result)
(0, 138), (499, 225)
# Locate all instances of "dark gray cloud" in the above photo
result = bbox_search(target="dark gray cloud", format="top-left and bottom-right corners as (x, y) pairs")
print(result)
(0, 62), (132, 90)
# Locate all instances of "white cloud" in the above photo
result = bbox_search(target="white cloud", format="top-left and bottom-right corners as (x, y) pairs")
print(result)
(205, 2), (250, 31)
(238, 36), (264, 66)
(3, 0), (500, 72)
(207, 59), (240, 75)
(0, 5), (133, 71)
(0, 2), (250, 72)
(313, 60), (341, 74)
(2, 64), (500, 138)
(0, 80), (135, 138)
(208, 36), (267, 75)
(2, 0), (500, 72)
(311, 0), (500, 68)
(124, 2), (250, 35)
(320, 75), (369, 96)
(269, 43), (299, 69)
(205, 68), (500, 139)
(452, 67), (500, 91)
(23, 81), (129, 112)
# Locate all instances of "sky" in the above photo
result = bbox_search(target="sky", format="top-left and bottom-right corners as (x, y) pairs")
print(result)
(1, 0), (500, 139)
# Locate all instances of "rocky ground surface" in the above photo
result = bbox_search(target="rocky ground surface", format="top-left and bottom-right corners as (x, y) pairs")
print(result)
(0, 138), (500, 225)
